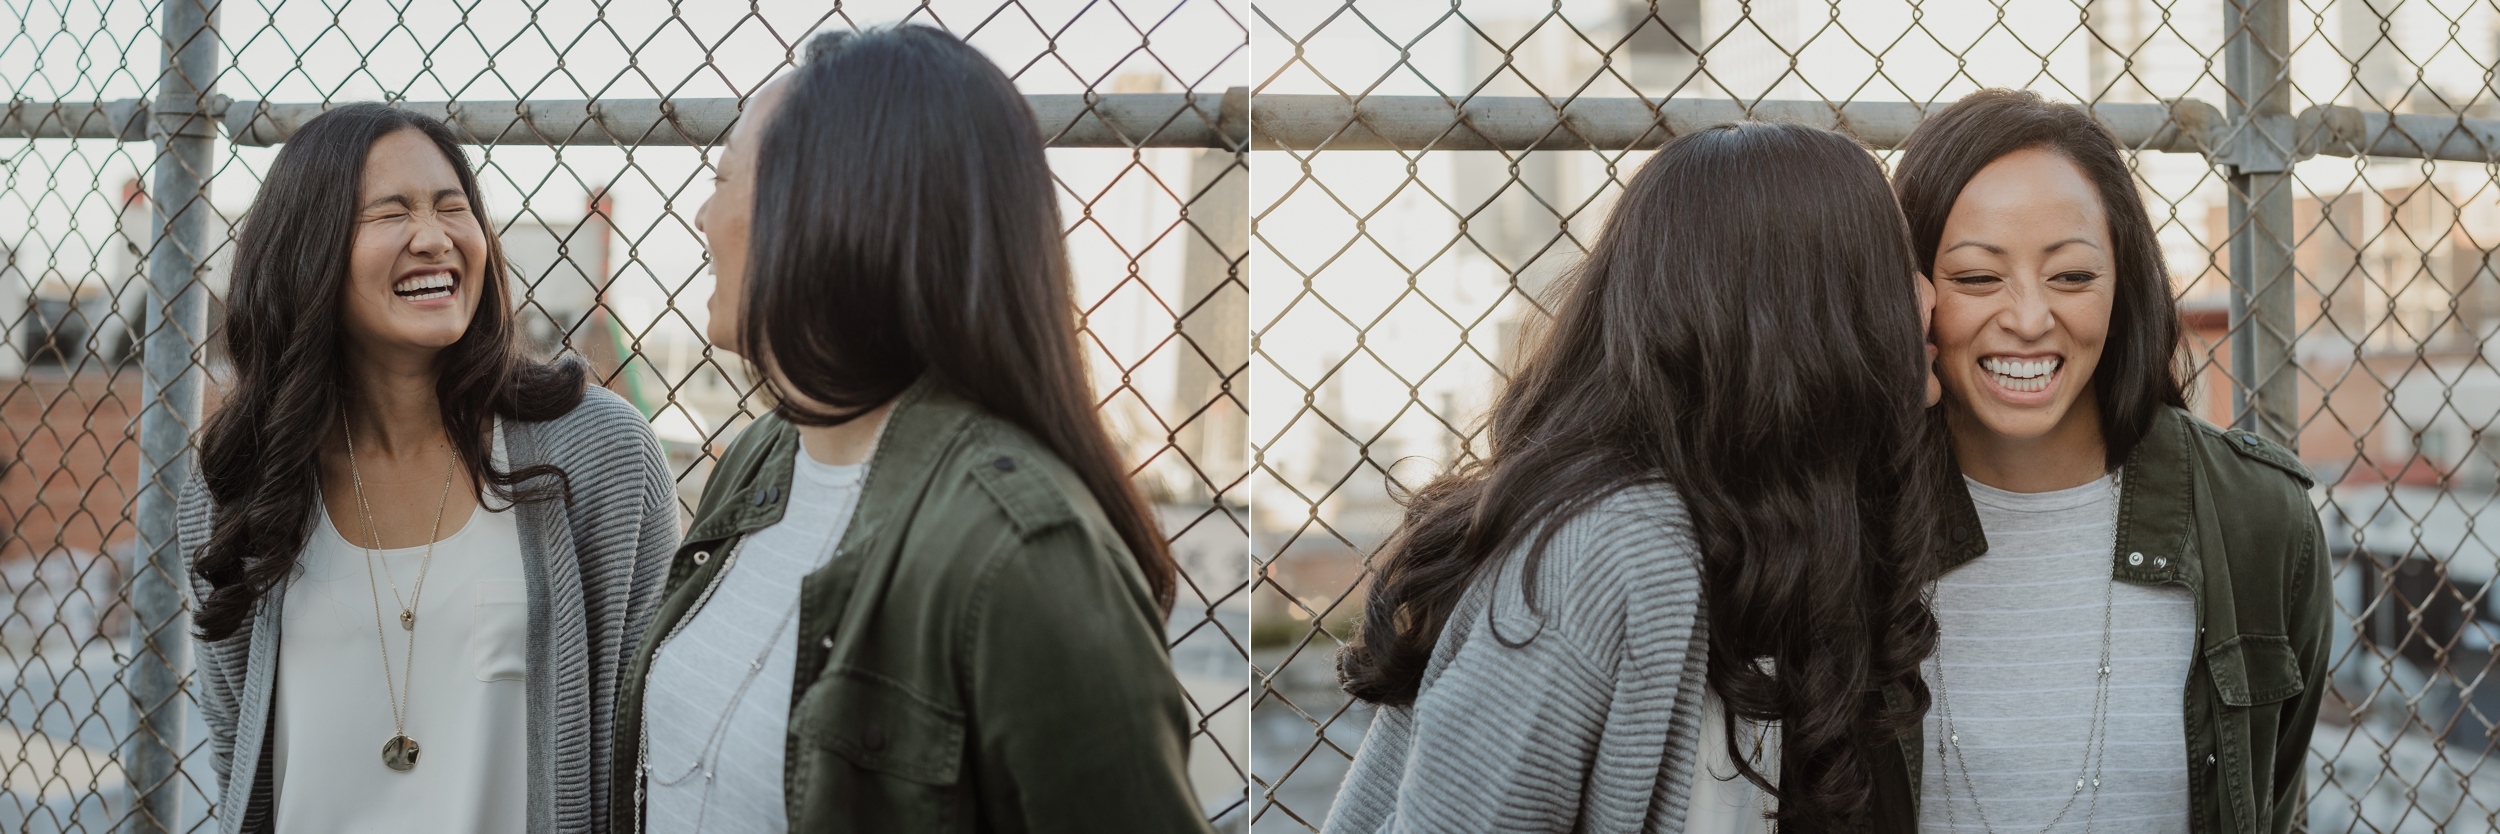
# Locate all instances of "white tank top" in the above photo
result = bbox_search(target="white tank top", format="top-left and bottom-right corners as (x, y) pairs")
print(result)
(1683, 689), (1781, 834)
(270, 426), (529, 834)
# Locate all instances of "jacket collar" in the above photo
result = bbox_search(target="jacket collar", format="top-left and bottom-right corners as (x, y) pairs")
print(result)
(683, 374), (976, 545)
(1937, 406), (2202, 592)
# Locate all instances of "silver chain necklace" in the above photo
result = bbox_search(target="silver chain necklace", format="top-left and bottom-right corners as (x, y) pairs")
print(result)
(1929, 473), (2122, 833)
(641, 468), (853, 832)
(642, 581), (803, 832)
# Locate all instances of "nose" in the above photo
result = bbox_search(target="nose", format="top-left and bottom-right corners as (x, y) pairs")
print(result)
(2000, 279), (2054, 342)
(407, 209), (455, 260)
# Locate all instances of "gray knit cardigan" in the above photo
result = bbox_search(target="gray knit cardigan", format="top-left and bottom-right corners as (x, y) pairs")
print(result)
(1322, 483), (1710, 834)
(179, 386), (679, 834)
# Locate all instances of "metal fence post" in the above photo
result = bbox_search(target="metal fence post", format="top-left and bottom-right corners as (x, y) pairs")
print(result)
(2226, 0), (2298, 447)
(127, 0), (221, 831)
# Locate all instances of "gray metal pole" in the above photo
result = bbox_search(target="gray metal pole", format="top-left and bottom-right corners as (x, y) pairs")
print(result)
(2226, 0), (2299, 447)
(127, 1), (220, 832)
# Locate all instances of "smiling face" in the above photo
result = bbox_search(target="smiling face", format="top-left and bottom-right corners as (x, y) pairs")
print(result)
(342, 128), (489, 364)
(1929, 146), (2116, 448)
(696, 75), (795, 356)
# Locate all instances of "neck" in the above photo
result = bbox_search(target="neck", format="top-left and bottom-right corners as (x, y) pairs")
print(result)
(795, 398), (896, 467)
(344, 345), (447, 458)
(1948, 387), (2109, 493)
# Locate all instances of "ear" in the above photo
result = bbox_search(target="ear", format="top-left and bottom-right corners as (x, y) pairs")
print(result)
(1918, 274), (1941, 408)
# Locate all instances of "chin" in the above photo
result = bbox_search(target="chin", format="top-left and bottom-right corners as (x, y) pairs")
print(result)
(1959, 396), (2076, 441)
(1945, 385), (2065, 442)
(400, 325), (472, 352)
(1972, 412), (2064, 442)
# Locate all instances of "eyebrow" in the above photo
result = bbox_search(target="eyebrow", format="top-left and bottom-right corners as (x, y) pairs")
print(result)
(1941, 237), (2102, 256)
(360, 188), (469, 212)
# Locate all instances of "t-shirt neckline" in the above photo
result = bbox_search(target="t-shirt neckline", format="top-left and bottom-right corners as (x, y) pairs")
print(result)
(1963, 472), (2118, 513)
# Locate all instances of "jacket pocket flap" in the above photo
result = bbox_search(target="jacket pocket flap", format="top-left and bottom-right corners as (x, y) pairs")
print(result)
(797, 670), (967, 786)
(2206, 633), (2304, 706)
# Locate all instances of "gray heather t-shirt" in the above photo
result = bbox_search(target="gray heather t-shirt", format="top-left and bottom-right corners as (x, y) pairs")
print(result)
(642, 444), (864, 834)
(1918, 474), (2194, 833)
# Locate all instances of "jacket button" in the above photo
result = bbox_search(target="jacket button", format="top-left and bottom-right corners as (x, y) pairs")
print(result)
(692, 550), (710, 565)
(751, 489), (769, 506)
(992, 455), (1016, 472)
(2154, 556), (2168, 569)
(1952, 526), (1971, 543)
(863, 728), (886, 751)
(2127, 552), (2144, 566)
(2242, 435), (2259, 446)
(819, 635), (834, 650)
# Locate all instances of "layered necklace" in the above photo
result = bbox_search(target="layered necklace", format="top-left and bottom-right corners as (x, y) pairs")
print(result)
(642, 456), (863, 832)
(342, 406), (460, 773)
(1928, 473), (2121, 833)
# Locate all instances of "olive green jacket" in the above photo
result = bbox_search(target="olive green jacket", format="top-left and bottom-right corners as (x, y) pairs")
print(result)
(609, 379), (1210, 833)
(1866, 405), (2331, 834)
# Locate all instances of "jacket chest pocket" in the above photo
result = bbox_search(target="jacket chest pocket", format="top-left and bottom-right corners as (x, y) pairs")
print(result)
(793, 670), (966, 832)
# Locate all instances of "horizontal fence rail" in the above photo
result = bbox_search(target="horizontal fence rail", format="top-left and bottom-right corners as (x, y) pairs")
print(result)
(1250, 94), (2500, 164)
(6, 89), (1251, 148)
(1251, 94), (2217, 153)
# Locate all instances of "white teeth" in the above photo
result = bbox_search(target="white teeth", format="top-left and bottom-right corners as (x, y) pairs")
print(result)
(1981, 356), (2061, 393)
(393, 272), (456, 299)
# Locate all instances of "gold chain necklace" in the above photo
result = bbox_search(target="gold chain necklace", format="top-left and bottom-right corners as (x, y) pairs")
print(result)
(342, 406), (459, 773)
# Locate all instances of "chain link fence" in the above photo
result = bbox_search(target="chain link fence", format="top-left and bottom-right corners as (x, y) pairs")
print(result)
(0, 1), (1250, 831)
(1251, 0), (2500, 831)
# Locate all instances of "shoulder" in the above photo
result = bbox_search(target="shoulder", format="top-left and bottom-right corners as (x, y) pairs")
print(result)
(512, 386), (669, 479)
(1482, 481), (1701, 653)
(889, 391), (1113, 548)
(2183, 409), (2315, 490)
(1529, 481), (1699, 591)
(524, 385), (657, 450)
(895, 403), (1132, 591)
(946, 414), (1109, 544)
(2176, 409), (2318, 532)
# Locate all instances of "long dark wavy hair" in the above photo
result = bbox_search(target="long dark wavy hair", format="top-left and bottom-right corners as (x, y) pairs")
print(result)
(740, 26), (1177, 611)
(192, 104), (586, 642)
(1335, 122), (1947, 828)
(1893, 89), (2188, 465)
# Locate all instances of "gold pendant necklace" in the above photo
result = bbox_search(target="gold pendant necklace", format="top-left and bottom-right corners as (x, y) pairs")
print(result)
(343, 406), (459, 773)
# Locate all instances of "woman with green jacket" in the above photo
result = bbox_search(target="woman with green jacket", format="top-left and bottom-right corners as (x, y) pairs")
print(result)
(607, 24), (1208, 834)
(1873, 88), (2330, 833)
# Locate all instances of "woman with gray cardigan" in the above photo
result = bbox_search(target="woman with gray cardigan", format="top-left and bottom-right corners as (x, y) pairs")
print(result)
(1323, 123), (1948, 833)
(178, 103), (676, 834)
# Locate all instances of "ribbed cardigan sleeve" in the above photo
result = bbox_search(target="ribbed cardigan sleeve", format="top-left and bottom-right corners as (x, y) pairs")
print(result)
(177, 469), (240, 783)
(1321, 483), (1708, 834)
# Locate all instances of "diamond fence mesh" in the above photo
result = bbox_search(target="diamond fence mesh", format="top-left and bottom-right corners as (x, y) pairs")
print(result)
(0, 1), (1250, 832)
(1251, 1), (2500, 831)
